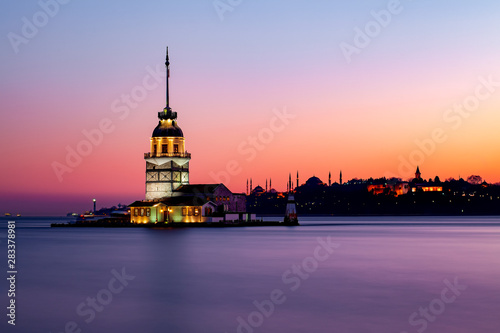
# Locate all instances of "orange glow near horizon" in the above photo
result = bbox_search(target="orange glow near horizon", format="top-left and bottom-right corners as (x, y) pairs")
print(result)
(2, 2), (500, 215)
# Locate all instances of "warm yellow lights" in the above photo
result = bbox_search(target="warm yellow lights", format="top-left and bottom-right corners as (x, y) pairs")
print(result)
(149, 136), (186, 156)
(412, 187), (443, 193)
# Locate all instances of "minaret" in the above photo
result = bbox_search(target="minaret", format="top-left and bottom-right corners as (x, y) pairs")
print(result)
(270, 178), (272, 190)
(296, 171), (299, 189)
(329, 172), (331, 186)
(266, 179), (268, 192)
(246, 179), (249, 195)
(250, 178), (253, 193)
(144, 47), (191, 200)
(340, 170), (342, 185)
(288, 173), (292, 193)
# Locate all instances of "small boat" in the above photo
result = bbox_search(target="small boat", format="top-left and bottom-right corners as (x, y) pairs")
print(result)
(16, 214), (21, 217)
(4, 213), (11, 216)
(76, 214), (109, 222)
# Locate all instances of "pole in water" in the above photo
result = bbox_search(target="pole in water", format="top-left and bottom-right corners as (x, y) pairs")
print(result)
(284, 193), (299, 225)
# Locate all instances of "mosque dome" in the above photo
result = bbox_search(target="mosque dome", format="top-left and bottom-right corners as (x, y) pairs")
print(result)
(251, 185), (265, 195)
(152, 119), (184, 138)
(305, 176), (324, 187)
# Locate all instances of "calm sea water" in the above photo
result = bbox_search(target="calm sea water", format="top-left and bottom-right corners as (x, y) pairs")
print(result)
(1, 216), (499, 333)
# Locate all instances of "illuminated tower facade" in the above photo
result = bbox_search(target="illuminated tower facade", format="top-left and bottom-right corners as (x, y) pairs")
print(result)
(144, 48), (191, 200)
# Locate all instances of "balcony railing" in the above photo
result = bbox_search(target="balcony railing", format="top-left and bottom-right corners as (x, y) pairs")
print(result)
(144, 152), (191, 159)
(158, 109), (177, 120)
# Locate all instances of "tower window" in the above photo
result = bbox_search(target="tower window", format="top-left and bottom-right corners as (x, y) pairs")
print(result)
(173, 144), (179, 153)
(162, 144), (168, 153)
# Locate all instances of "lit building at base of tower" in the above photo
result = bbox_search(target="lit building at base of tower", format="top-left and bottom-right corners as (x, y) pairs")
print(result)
(129, 184), (249, 224)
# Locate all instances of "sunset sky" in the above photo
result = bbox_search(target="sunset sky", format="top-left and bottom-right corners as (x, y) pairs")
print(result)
(1, 0), (500, 215)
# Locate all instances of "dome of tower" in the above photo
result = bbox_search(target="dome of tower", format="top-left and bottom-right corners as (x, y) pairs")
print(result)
(152, 119), (184, 138)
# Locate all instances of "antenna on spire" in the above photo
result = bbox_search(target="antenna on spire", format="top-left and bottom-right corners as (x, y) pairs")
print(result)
(158, 47), (177, 120)
(165, 46), (170, 109)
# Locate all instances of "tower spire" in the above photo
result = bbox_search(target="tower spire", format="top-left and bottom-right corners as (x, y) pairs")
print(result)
(159, 47), (177, 120)
(165, 46), (170, 109)
(415, 166), (421, 180)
